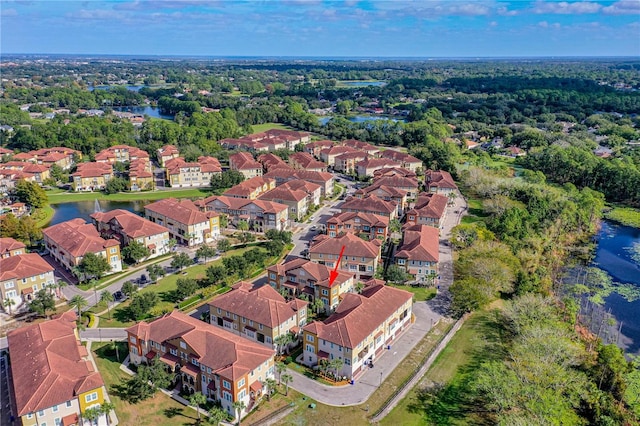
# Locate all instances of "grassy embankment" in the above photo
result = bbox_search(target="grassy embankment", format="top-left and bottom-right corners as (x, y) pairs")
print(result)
(46, 187), (210, 204)
(251, 122), (294, 132)
(243, 319), (454, 426)
(604, 206), (640, 228)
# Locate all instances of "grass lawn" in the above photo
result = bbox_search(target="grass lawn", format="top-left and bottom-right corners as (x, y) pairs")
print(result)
(98, 247), (252, 328)
(381, 310), (502, 426)
(78, 254), (173, 292)
(46, 188), (210, 204)
(605, 206), (640, 228)
(246, 319), (454, 426)
(92, 342), (198, 426)
(251, 122), (293, 133)
(389, 284), (436, 301)
(33, 205), (55, 227)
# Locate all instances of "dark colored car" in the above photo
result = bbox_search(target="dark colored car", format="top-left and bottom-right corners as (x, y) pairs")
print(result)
(113, 291), (124, 300)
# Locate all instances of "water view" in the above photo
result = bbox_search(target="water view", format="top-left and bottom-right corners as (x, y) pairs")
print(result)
(113, 105), (174, 120)
(594, 220), (640, 355)
(48, 200), (145, 226)
(318, 115), (405, 125)
(340, 81), (386, 87)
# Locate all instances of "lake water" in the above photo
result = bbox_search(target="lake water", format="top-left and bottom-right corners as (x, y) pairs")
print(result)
(113, 105), (174, 120)
(319, 115), (405, 125)
(48, 200), (145, 226)
(340, 81), (386, 87)
(594, 220), (640, 355)
(89, 85), (145, 92)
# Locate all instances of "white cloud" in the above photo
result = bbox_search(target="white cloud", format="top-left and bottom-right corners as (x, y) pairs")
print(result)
(0, 8), (18, 16)
(603, 0), (640, 15)
(497, 6), (518, 16)
(447, 3), (490, 16)
(66, 9), (125, 20)
(489, 20), (498, 27)
(532, 1), (602, 14)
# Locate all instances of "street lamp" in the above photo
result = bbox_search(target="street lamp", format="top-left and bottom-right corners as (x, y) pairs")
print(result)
(379, 371), (383, 387)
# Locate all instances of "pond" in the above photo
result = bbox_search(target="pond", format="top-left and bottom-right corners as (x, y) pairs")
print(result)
(318, 115), (406, 125)
(113, 105), (174, 120)
(340, 81), (387, 87)
(594, 220), (640, 355)
(48, 200), (145, 226)
(88, 85), (145, 92)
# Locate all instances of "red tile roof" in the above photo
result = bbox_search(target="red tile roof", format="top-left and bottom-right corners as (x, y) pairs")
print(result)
(356, 158), (401, 170)
(303, 284), (413, 348)
(340, 194), (397, 216)
(145, 198), (210, 225)
(425, 169), (458, 190)
(380, 150), (422, 165)
(326, 211), (389, 229)
(0, 253), (53, 281)
(309, 233), (381, 259)
(223, 177), (275, 198)
(267, 258), (353, 288)
(90, 209), (169, 239)
(259, 187), (308, 203)
(396, 225), (439, 262)
(289, 152), (327, 169)
(8, 311), (105, 416)
(43, 219), (120, 257)
(230, 152), (262, 170)
(0, 237), (26, 256)
(407, 193), (448, 220)
(72, 162), (112, 178)
(280, 180), (321, 195)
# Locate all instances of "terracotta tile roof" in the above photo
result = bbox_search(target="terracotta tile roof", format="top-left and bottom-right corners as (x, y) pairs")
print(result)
(355, 184), (407, 199)
(159, 145), (179, 156)
(0, 253), (53, 281)
(12, 152), (34, 161)
(145, 198), (210, 226)
(95, 144), (149, 162)
(0, 237), (26, 256)
(223, 177), (275, 198)
(126, 310), (274, 381)
(303, 283), (413, 348)
(7, 311), (105, 416)
(91, 209), (169, 239)
(342, 139), (379, 153)
(72, 162), (112, 178)
(407, 193), (448, 220)
(356, 158), (401, 170)
(258, 153), (287, 170)
(320, 146), (360, 157)
(289, 152), (326, 169)
(267, 258), (353, 288)
(230, 152), (262, 170)
(280, 180), (322, 195)
(198, 156), (221, 167)
(380, 150), (422, 164)
(326, 211), (389, 228)
(21, 163), (50, 174)
(335, 151), (368, 161)
(243, 199), (289, 215)
(259, 187), (308, 203)
(425, 169), (457, 190)
(371, 175), (420, 189)
(43, 219), (119, 257)
(31, 147), (79, 158)
(309, 233), (381, 259)
(265, 129), (310, 140)
(396, 225), (439, 262)
(210, 281), (307, 328)
(305, 140), (334, 149)
(0, 147), (13, 155)
(340, 195), (397, 216)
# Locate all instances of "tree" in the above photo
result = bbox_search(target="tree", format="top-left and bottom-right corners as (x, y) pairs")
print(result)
(83, 406), (102, 426)
(69, 294), (88, 316)
(128, 292), (159, 320)
(100, 290), (114, 319)
(49, 163), (66, 182)
(196, 245), (217, 264)
(121, 360), (173, 403)
(167, 238), (178, 252)
(219, 214), (228, 229)
(175, 278), (198, 300)
(121, 281), (137, 299)
(29, 289), (55, 318)
(3, 297), (16, 315)
(14, 179), (47, 208)
(264, 378), (277, 401)
(237, 220), (249, 233)
(189, 392), (207, 425)
(77, 252), (111, 283)
(329, 358), (344, 379)
(147, 264), (165, 283)
(274, 333), (293, 356)
(104, 176), (129, 194)
(100, 402), (116, 426)
(281, 373), (293, 396)
(205, 407), (227, 426)
(56, 280), (68, 299)
(217, 238), (231, 253)
(171, 252), (192, 271)
(384, 265), (408, 284)
(121, 240), (150, 264)
(275, 362), (287, 385)
(232, 400), (247, 425)
(311, 297), (325, 315)
(206, 265), (226, 286)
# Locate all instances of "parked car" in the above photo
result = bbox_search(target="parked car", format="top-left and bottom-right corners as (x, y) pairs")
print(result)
(138, 274), (148, 284)
(301, 249), (309, 258)
(310, 225), (317, 231)
(113, 291), (124, 300)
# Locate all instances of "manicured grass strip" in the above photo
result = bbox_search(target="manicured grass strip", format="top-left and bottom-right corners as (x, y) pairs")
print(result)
(46, 188), (210, 204)
(389, 284), (436, 301)
(251, 122), (293, 132)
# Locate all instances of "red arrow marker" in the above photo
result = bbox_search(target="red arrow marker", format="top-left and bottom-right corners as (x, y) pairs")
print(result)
(329, 245), (346, 286)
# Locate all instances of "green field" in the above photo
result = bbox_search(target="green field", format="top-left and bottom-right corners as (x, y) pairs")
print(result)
(605, 206), (640, 228)
(46, 188), (210, 204)
(389, 284), (437, 301)
(250, 122), (293, 133)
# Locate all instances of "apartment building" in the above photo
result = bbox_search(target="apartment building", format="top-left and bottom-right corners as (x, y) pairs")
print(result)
(267, 258), (355, 313)
(258, 186), (310, 221)
(395, 224), (440, 283)
(302, 283), (413, 378)
(379, 150), (423, 172)
(223, 176), (276, 200)
(43, 218), (122, 274)
(354, 184), (407, 215)
(371, 175), (421, 199)
(145, 198), (219, 246)
(71, 162), (113, 191)
(280, 180), (322, 206)
(308, 233), (382, 279)
(158, 145), (180, 167)
(342, 139), (380, 157)
(209, 281), (308, 348)
(288, 152), (327, 172)
(326, 212), (389, 240)
(304, 140), (334, 158)
(126, 310), (275, 422)
(229, 152), (263, 179)
(91, 209), (171, 260)
(425, 169), (458, 194)
(355, 158), (401, 178)
(257, 153), (288, 172)
(373, 167), (417, 179)
(165, 156), (222, 188)
(404, 193), (448, 228)
(319, 146), (361, 168)
(95, 144), (149, 164)
(8, 311), (110, 426)
(0, 161), (51, 184)
(201, 196), (289, 232)
(263, 169), (334, 197)
(340, 195), (398, 220)
(0, 237), (26, 258)
(333, 151), (369, 174)
(129, 158), (154, 191)
(0, 253), (55, 306)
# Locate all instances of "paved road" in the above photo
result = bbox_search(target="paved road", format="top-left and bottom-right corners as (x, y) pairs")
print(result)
(80, 328), (127, 341)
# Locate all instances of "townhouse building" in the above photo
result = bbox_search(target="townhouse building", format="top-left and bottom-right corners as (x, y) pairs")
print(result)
(95, 144), (149, 164)
(425, 169), (458, 194)
(371, 175), (421, 199)
(280, 180), (322, 207)
(72, 162), (113, 191)
(9, 146), (80, 170)
(202, 196), (289, 232)
(43, 218), (122, 274)
(223, 176), (276, 200)
(355, 158), (401, 178)
(326, 212), (389, 240)
(229, 152), (263, 179)
(267, 258), (355, 313)
(0, 237), (26, 258)
(8, 311), (110, 426)
(319, 146), (361, 168)
(209, 281), (308, 348)
(0, 253), (55, 306)
(258, 186), (310, 221)
(340, 195), (398, 220)
(304, 140), (334, 158)
(354, 184), (407, 215)
(333, 151), (369, 174)
(373, 167), (417, 180)
(404, 193), (448, 228)
(379, 150), (423, 173)
(302, 283), (413, 379)
(158, 145), (180, 167)
(129, 158), (154, 191)
(257, 153), (288, 172)
(90, 209), (171, 260)
(288, 152), (327, 172)
(0, 161), (52, 184)
(126, 310), (275, 421)
(342, 139), (380, 157)
(145, 198), (219, 246)
(395, 224), (440, 283)
(309, 233), (382, 279)
(165, 156), (222, 188)
(263, 169), (334, 198)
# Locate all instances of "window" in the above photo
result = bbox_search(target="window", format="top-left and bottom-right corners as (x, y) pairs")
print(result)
(367, 266), (373, 272)
(180, 341), (187, 349)
(269, 273), (276, 279)
(238, 378), (245, 388)
(306, 334), (314, 342)
(306, 344), (315, 353)
(170, 348), (178, 356)
(85, 392), (98, 403)
(27, 414), (34, 419)
(110, 248), (117, 254)
(55, 418), (61, 426)
(31, 276), (36, 282)
(38, 410), (45, 417)
(242, 317), (246, 323)
(238, 389), (246, 400)
(110, 256), (118, 262)
(223, 391), (232, 401)
(345, 358), (351, 365)
(4, 281), (14, 289)
(397, 259), (405, 265)
(130, 336), (137, 344)
(322, 289), (329, 296)
(259, 323), (263, 330)
(223, 380), (231, 389)
(217, 307), (221, 314)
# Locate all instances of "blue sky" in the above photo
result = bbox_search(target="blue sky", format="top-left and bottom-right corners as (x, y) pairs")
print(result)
(1, 1), (639, 57)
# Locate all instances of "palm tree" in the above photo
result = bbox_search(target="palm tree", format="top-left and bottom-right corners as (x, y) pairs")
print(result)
(68, 294), (88, 316)
(281, 373), (293, 396)
(264, 378), (277, 401)
(3, 297), (16, 316)
(100, 401), (115, 426)
(232, 400), (247, 426)
(189, 392), (207, 424)
(274, 333), (293, 356)
(83, 406), (101, 426)
(205, 407), (227, 426)
(237, 220), (249, 233)
(100, 290), (114, 319)
(447, 191), (457, 206)
(56, 280), (68, 299)
(275, 362), (286, 385)
(71, 266), (85, 283)
(329, 358), (344, 379)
